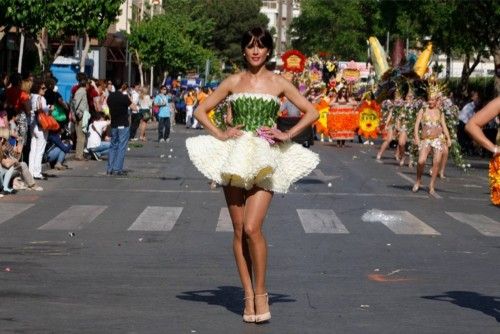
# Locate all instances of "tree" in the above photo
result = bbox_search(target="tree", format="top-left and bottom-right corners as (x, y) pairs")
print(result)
(290, 0), (367, 60)
(1, 0), (124, 73)
(128, 12), (218, 78)
(49, 0), (124, 72)
(195, 0), (268, 66)
(1, 0), (48, 72)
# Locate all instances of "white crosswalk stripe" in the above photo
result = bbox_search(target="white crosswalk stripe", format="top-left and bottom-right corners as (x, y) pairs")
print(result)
(128, 206), (183, 231)
(216, 207), (233, 232)
(362, 209), (440, 235)
(2, 203), (497, 237)
(297, 209), (349, 234)
(446, 212), (500, 237)
(0, 203), (34, 225)
(38, 205), (107, 230)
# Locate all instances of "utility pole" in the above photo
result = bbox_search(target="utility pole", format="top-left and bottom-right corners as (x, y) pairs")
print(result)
(150, 0), (155, 96)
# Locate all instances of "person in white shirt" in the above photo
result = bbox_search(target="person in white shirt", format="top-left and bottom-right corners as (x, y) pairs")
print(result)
(87, 112), (111, 160)
(137, 87), (152, 142)
(29, 79), (51, 180)
(129, 83), (141, 140)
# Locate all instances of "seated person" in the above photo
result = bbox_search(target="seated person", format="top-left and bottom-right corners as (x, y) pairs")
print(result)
(86, 112), (111, 160)
(0, 127), (42, 192)
(46, 130), (72, 170)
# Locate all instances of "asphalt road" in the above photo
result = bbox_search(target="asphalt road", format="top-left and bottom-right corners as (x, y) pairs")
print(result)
(0, 124), (499, 334)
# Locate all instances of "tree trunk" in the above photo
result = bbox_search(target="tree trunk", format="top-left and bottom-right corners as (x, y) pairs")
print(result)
(17, 32), (25, 74)
(53, 43), (64, 62)
(80, 32), (90, 73)
(458, 52), (482, 100)
(494, 47), (500, 98)
(135, 50), (144, 86)
(445, 51), (451, 81)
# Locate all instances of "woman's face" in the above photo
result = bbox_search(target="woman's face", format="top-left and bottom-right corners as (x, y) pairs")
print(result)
(244, 39), (268, 67)
(39, 84), (47, 96)
(428, 97), (437, 108)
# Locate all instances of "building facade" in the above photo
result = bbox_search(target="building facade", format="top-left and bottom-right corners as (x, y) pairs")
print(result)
(260, 0), (301, 61)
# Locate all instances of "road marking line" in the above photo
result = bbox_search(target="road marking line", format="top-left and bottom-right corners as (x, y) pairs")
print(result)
(446, 212), (500, 237)
(396, 172), (442, 199)
(216, 207), (233, 232)
(362, 209), (440, 235)
(128, 206), (183, 231)
(297, 209), (349, 234)
(38, 205), (107, 230)
(0, 203), (34, 225)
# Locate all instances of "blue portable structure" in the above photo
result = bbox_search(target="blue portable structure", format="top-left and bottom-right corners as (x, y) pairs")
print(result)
(50, 57), (92, 102)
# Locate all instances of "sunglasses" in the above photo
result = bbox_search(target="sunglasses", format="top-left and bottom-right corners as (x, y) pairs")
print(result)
(41, 86), (47, 90)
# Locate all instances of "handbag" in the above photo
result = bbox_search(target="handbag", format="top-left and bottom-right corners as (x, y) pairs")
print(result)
(152, 105), (159, 114)
(38, 112), (60, 131)
(52, 104), (67, 122)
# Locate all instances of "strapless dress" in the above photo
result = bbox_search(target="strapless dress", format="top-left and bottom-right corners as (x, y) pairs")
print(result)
(185, 93), (320, 193)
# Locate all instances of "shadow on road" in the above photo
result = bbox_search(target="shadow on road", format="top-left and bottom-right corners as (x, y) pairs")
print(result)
(422, 291), (500, 322)
(176, 286), (296, 315)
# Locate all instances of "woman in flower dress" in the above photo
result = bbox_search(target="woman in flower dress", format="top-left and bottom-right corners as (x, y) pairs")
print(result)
(186, 27), (319, 323)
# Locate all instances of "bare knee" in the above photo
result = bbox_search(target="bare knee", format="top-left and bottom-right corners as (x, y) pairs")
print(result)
(243, 222), (262, 239)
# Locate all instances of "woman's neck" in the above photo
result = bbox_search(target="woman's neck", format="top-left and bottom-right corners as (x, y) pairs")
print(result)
(245, 64), (267, 77)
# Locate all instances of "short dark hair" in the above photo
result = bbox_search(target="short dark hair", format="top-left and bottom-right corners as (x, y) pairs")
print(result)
(31, 78), (45, 94)
(241, 27), (274, 62)
(76, 72), (87, 82)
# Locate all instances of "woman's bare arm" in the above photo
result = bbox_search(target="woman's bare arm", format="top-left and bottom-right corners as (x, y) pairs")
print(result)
(193, 76), (242, 140)
(279, 77), (319, 139)
(414, 110), (423, 145)
(466, 97), (500, 155)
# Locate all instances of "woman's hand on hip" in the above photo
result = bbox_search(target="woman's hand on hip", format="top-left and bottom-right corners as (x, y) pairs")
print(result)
(218, 124), (244, 141)
(259, 126), (290, 142)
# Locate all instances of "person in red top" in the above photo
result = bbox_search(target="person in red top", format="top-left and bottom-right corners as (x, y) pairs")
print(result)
(5, 73), (30, 115)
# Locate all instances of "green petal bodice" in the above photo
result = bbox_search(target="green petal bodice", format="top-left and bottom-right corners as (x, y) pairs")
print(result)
(229, 93), (280, 131)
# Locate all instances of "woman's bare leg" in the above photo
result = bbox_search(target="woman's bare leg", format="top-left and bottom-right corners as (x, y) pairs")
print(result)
(377, 129), (393, 160)
(398, 131), (407, 166)
(439, 146), (449, 178)
(429, 148), (443, 194)
(243, 187), (273, 315)
(139, 120), (147, 140)
(223, 186), (254, 315)
(414, 145), (431, 192)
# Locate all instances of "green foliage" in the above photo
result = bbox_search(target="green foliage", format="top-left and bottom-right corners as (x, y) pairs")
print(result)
(290, 0), (368, 59)
(1, 0), (47, 38)
(48, 0), (123, 40)
(192, 0), (269, 65)
(128, 13), (217, 76)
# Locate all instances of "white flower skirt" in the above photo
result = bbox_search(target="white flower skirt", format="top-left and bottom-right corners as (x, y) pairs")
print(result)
(186, 132), (320, 193)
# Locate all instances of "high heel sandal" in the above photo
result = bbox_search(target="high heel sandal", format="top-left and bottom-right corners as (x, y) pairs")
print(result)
(242, 296), (256, 323)
(254, 293), (271, 323)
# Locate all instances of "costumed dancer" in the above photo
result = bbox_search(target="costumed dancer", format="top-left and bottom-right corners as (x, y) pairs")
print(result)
(376, 98), (395, 161)
(412, 83), (451, 195)
(185, 27), (320, 323)
(396, 88), (415, 166)
(466, 97), (500, 206)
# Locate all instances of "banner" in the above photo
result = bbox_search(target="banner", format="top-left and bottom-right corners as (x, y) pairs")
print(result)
(327, 105), (359, 140)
